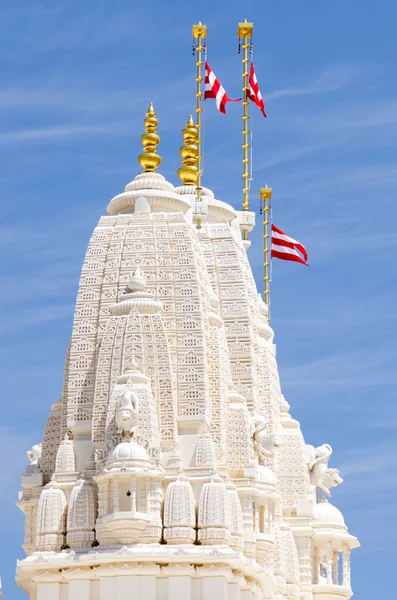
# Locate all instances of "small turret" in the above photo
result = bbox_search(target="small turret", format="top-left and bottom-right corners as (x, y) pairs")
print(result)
(198, 478), (231, 545)
(195, 432), (216, 470)
(67, 480), (97, 548)
(36, 484), (67, 551)
(163, 476), (196, 544)
(55, 434), (76, 474)
(226, 484), (244, 550)
(52, 434), (77, 485)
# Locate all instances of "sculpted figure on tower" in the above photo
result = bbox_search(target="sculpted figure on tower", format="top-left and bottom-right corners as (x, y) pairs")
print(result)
(114, 388), (139, 436)
(26, 444), (42, 467)
(306, 442), (344, 497)
(251, 412), (281, 463)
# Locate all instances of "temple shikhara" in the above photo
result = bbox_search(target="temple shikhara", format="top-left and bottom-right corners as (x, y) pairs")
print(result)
(16, 21), (358, 600)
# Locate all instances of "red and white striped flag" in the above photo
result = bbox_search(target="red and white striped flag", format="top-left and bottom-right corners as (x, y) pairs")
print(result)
(271, 224), (308, 265)
(204, 61), (241, 114)
(247, 63), (267, 118)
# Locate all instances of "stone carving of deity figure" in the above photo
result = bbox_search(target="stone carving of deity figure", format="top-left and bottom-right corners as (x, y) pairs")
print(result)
(27, 443), (42, 467)
(251, 413), (281, 464)
(115, 388), (139, 436)
(306, 443), (343, 497)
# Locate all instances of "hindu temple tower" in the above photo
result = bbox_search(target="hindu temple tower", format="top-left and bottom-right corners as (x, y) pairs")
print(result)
(16, 103), (359, 600)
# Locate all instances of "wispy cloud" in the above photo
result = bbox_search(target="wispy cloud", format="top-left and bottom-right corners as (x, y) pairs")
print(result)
(0, 73), (193, 148)
(4, 5), (64, 17)
(302, 163), (397, 195)
(3, 4), (145, 56)
(281, 346), (396, 392)
(267, 63), (366, 101)
(303, 229), (397, 261)
(286, 98), (397, 141)
(0, 211), (96, 317)
(278, 292), (397, 331)
(0, 304), (73, 335)
(340, 442), (397, 480)
(0, 122), (131, 145)
(0, 428), (37, 502)
(337, 441), (397, 534)
(0, 87), (131, 112)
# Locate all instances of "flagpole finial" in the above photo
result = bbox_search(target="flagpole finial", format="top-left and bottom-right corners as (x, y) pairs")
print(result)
(192, 22), (207, 38)
(177, 115), (198, 185)
(238, 21), (253, 39)
(138, 103), (162, 173)
(260, 186), (272, 200)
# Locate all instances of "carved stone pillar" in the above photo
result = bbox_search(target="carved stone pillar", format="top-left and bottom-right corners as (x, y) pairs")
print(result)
(102, 482), (108, 517)
(292, 526), (313, 600)
(113, 479), (119, 512)
(240, 493), (255, 557)
(268, 503), (274, 533)
(131, 479), (136, 515)
(326, 542), (333, 584)
(333, 550), (339, 585)
(254, 502), (260, 533)
(342, 546), (351, 587)
(146, 478), (151, 513)
(313, 546), (319, 584)
(259, 506), (265, 533)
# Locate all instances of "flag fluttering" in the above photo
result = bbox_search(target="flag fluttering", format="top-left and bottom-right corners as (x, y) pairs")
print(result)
(247, 63), (267, 118)
(271, 224), (308, 265)
(204, 61), (241, 114)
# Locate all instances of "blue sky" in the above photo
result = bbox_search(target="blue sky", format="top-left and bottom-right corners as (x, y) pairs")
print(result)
(0, 1), (396, 598)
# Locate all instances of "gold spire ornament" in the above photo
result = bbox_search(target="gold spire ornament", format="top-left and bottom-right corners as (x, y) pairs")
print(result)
(138, 103), (162, 173)
(177, 115), (198, 185)
(260, 186), (272, 320)
(238, 20), (253, 239)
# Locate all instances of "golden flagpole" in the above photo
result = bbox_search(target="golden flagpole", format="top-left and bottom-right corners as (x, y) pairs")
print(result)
(192, 22), (207, 229)
(238, 20), (253, 240)
(260, 186), (272, 320)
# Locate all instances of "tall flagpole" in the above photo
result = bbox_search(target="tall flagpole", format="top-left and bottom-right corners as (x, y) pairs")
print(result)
(238, 20), (253, 240)
(192, 22), (207, 230)
(260, 186), (272, 320)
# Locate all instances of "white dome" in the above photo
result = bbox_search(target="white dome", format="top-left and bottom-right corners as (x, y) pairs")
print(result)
(107, 440), (148, 463)
(313, 501), (345, 527)
(257, 465), (277, 486)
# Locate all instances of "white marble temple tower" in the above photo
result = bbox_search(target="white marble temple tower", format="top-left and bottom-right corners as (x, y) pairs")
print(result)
(17, 105), (358, 600)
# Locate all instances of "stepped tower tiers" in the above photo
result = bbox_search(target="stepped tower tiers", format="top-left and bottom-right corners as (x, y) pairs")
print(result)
(17, 105), (359, 600)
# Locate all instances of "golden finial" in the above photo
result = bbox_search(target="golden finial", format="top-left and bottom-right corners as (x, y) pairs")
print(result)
(260, 186), (272, 201)
(177, 115), (198, 185)
(138, 103), (162, 173)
